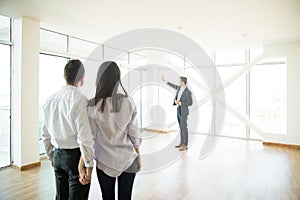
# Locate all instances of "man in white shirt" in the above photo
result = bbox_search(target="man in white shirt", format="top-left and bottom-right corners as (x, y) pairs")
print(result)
(162, 75), (193, 151)
(42, 60), (94, 200)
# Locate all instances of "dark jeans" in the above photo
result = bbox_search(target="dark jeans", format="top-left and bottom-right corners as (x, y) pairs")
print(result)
(177, 106), (189, 146)
(96, 167), (136, 200)
(53, 148), (90, 200)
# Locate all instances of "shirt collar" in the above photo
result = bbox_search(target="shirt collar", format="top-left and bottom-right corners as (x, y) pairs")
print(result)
(63, 85), (78, 90)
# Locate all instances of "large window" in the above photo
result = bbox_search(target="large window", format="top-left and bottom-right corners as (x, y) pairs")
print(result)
(217, 66), (247, 138)
(116, 52), (149, 129)
(250, 59), (287, 135)
(214, 50), (286, 139)
(0, 15), (11, 168)
(114, 48), (287, 140)
(214, 51), (248, 138)
(38, 29), (106, 155)
(185, 66), (213, 134)
(39, 27), (288, 145)
(39, 54), (68, 154)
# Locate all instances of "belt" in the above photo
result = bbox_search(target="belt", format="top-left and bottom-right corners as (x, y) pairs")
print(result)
(54, 147), (80, 152)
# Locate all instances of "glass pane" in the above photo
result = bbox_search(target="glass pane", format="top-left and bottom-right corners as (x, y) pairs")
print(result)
(0, 15), (10, 41)
(250, 62), (287, 134)
(197, 100), (213, 134)
(167, 53), (184, 68)
(120, 66), (129, 89)
(158, 68), (177, 131)
(217, 66), (246, 115)
(103, 46), (125, 61)
(69, 37), (99, 59)
(215, 50), (246, 65)
(39, 54), (68, 154)
(129, 69), (144, 129)
(249, 129), (263, 140)
(217, 66), (246, 138)
(185, 67), (208, 100)
(40, 29), (68, 52)
(216, 66), (243, 87)
(129, 53), (147, 68)
(0, 44), (11, 167)
(131, 49), (184, 69)
(221, 111), (246, 138)
(79, 59), (102, 99)
(117, 53), (129, 67)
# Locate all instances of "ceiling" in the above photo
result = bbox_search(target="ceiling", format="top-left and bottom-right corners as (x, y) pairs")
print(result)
(0, 0), (299, 51)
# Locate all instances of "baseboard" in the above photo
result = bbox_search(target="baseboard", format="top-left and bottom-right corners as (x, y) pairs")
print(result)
(12, 161), (41, 171)
(39, 155), (48, 160)
(263, 141), (300, 149)
(145, 128), (176, 134)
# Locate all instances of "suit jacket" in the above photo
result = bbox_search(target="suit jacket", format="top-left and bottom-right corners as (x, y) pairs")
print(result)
(167, 82), (193, 115)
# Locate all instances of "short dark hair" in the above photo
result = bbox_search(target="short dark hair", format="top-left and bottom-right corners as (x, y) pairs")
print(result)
(64, 60), (85, 85)
(180, 76), (187, 84)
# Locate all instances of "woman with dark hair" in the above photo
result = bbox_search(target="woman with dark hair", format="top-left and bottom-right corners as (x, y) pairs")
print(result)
(82, 61), (141, 200)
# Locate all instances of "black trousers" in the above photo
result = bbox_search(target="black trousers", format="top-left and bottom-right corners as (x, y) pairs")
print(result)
(96, 167), (136, 200)
(177, 106), (189, 146)
(53, 148), (90, 200)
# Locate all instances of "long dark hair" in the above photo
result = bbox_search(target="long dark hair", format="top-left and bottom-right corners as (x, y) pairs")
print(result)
(91, 61), (127, 112)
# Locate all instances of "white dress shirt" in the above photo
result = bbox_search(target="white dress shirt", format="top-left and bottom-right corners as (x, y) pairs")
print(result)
(42, 86), (94, 167)
(88, 96), (142, 177)
(175, 86), (186, 106)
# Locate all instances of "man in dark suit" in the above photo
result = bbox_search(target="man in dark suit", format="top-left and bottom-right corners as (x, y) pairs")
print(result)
(161, 75), (193, 151)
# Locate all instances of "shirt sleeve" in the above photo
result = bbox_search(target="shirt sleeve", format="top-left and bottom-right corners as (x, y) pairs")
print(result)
(42, 123), (54, 161)
(167, 82), (180, 90)
(128, 98), (142, 148)
(73, 97), (95, 167)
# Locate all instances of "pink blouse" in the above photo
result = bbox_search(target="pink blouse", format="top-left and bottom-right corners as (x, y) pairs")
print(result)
(88, 97), (142, 177)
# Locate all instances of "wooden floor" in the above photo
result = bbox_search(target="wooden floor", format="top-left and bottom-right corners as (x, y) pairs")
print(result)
(0, 134), (299, 200)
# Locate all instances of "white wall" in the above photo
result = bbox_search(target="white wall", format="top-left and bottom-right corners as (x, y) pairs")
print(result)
(12, 17), (40, 167)
(262, 42), (300, 145)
